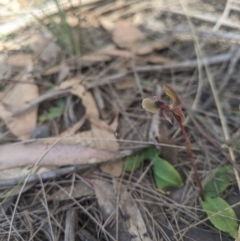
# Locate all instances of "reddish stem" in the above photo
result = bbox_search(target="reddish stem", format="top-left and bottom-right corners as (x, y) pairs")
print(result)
(178, 120), (204, 200)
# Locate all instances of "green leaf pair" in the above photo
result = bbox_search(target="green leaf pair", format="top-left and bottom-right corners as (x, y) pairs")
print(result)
(124, 147), (183, 189)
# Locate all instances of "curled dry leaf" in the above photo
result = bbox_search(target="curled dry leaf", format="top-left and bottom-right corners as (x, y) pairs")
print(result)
(0, 62), (39, 140)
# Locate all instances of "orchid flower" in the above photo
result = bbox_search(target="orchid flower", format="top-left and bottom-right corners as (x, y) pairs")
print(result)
(142, 84), (204, 199)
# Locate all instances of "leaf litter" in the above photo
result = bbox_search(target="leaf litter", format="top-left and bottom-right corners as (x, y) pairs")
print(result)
(0, 0), (240, 240)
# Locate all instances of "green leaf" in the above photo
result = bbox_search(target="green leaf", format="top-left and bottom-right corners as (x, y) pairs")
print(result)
(201, 196), (238, 238)
(205, 166), (233, 197)
(38, 99), (65, 122)
(124, 153), (144, 171)
(153, 155), (183, 189)
(141, 147), (159, 159)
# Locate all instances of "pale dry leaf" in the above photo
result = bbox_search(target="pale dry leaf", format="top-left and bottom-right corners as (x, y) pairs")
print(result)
(66, 15), (79, 27)
(81, 53), (111, 63)
(7, 54), (33, 67)
(112, 20), (153, 55)
(43, 64), (62, 76)
(45, 125), (119, 151)
(98, 16), (114, 31)
(100, 160), (123, 177)
(113, 179), (150, 241)
(139, 54), (175, 64)
(0, 63), (39, 140)
(0, 143), (126, 170)
(72, 128), (119, 151)
(59, 77), (81, 89)
(115, 78), (136, 90)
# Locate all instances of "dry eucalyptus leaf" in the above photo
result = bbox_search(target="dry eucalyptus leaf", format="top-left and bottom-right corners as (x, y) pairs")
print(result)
(72, 128), (119, 151)
(66, 16), (79, 27)
(99, 17), (114, 31)
(0, 63), (39, 140)
(81, 53), (111, 63)
(59, 78), (81, 89)
(43, 64), (62, 76)
(115, 78), (136, 90)
(112, 20), (153, 55)
(0, 143), (125, 170)
(7, 54), (33, 67)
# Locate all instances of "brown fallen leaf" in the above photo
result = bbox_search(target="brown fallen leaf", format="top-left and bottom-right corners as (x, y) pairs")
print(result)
(112, 20), (153, 55)
(0, 62), (39, 140)
(0, 143), (129, 170)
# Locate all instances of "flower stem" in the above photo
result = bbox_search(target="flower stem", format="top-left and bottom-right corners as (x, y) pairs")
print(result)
(178, 121), (204, 200)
